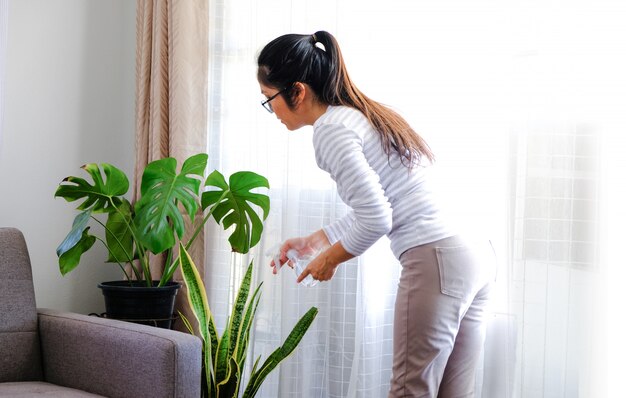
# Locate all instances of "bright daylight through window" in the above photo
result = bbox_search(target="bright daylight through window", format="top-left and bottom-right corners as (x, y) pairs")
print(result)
(203, 1), (625, 397)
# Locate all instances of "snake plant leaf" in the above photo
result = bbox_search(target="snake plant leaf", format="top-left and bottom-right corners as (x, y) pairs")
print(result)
(242, 307), (318, 398)
(54, 163), (129, 213)
(202, 170), (270, 254)
(178, 311), (194, 335)
(215, 315), (232, 385)
(178, 243), (219, 371)
(179, 310), (213, 395)
(206, 339), (216, 398)
(216, 261), (257, 396)
(180, 247), (316, 397)
(179, 243), (211, 344)
(228, 261), (263, 367)
(58, 227), (97, 275)
(228, 261), (254, 361)
(216, 356), (240, 398)
(249, 355), (262, 379)
(179, 307), (214, 396)
(105, 199), (134, 263)
(236, 283), (262, 366)
(135, 154), (208, 254)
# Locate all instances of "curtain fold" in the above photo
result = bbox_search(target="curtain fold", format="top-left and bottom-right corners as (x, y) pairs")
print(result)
(134, 0), (208, 331)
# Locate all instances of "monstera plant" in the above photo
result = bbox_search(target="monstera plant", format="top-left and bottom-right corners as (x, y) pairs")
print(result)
(54, 153), (270, 287)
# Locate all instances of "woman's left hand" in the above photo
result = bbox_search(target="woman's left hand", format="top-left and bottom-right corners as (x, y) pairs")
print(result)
(296, 242), (354, 283)
(296, 251), (339, 283)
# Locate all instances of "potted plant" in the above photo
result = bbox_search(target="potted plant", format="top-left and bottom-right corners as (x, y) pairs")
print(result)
(54, 153), (270, 328)
(178, 237), (318, 397)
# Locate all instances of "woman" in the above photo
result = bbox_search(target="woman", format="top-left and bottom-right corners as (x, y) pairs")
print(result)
(258, 30), (495, 398)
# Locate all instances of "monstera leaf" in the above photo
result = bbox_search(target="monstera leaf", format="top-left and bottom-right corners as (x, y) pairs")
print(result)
(57, 211), (96, 276)
(105, 199), (134, 263)
(54, 163), (129, 212)
(134, 154), (208, 254)
(54, 152), (272, 288)
(202, 170), (270, 254)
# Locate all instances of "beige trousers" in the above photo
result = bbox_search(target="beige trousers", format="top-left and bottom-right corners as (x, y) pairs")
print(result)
(388, 236), (496, 398)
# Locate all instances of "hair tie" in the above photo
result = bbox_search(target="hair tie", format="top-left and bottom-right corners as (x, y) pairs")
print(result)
(311, 34), (326, 51)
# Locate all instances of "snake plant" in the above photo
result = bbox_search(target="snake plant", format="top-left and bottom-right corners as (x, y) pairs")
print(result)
(179, 244), (318, 398)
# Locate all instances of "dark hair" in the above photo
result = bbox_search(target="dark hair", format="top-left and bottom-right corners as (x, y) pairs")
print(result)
(257, 30), (435, 166)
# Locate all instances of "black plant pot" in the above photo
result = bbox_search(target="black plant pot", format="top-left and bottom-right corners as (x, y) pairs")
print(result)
(98, 281), (181, 329)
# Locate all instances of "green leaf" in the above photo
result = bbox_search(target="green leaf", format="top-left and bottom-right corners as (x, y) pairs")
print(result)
(178, 311), (194, 335)
(105, 199), (134, 263)
(250, 355), (262, 378)
(208, 310), (219, 373)
(179, 246), (317, 398)
(228, 261), (254, 362)
(278, 307), (318, 357)
(56, 210), (92, 257)
(178, 242), (219, 395)
(202, 170), (270, 254)
(205, 341), (216, 398)
(236, 283), (262, 366)
(54, 163), (129, 213)
(216, 356), (240, 398)
(58, 228), (97, 275)
(179, 243), (211, 344)
(135, 154), (208, 254)
(242, 307), (318, 398)
(215, 316), (232, 385)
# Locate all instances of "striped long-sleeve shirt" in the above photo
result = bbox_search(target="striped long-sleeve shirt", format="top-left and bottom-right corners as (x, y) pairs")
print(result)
(313, 105), (454, 259)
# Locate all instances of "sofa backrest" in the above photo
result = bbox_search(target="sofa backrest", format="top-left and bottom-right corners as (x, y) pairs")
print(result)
(0, 227), (43, 382)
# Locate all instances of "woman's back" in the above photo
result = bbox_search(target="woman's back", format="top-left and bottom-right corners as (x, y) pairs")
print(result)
(313, 105), (454, 258)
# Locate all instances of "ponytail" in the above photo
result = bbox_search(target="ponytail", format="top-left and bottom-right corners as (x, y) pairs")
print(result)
(258, 31), (435, 167)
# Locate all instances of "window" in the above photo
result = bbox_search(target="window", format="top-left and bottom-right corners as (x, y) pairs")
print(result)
(202, 0), (624, 396)
(514, 124), (599, 267)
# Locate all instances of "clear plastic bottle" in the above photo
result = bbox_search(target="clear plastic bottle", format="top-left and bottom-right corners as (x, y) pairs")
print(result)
(268, 244), (320, 287)
(286, 249), (319, 287)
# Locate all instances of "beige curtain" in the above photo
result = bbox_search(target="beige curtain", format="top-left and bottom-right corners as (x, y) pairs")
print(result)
(134, 0), (208, 331)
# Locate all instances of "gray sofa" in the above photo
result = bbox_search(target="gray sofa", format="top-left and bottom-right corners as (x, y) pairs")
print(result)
(0, 227), (202, 397)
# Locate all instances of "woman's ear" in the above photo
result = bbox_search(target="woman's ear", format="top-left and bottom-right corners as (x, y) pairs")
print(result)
(292, 82), (307, 107)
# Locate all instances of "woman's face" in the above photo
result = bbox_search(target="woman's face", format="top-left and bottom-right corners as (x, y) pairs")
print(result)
(259, 83), (306, 131)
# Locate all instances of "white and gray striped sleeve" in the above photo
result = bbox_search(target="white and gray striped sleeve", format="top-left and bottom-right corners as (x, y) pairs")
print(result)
(322, 210), (355, 246)
(313, 122), (392, 256)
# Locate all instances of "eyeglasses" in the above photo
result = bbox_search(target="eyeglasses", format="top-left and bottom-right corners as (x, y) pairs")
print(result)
(261, 88), (287, 113)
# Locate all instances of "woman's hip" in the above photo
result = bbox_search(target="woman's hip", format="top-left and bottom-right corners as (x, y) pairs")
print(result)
(398, 235), (497, 303)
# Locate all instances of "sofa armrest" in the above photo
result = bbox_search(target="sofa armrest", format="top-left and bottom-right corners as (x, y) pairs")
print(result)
(37, 308), (201, 398)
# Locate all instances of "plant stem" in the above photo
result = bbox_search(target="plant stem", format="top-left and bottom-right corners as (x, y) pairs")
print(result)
(109, 201), (153, 286)
(161, 248), (173, 284)
(93, 236), (133, 281)
(159, 190), (229, 287)
(189, 190), (229, 248)
(91, 215), (141, 280)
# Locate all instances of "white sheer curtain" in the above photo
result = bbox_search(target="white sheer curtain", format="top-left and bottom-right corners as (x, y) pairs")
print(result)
(201, 0), (624, 397)
(505, 2), (625, 397)
(203, 2), (400, 397)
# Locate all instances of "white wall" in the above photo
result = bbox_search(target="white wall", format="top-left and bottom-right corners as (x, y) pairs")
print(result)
(0, 0), (135, 314)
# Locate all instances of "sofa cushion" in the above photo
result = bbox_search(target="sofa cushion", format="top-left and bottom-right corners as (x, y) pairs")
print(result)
(0, 381), (106, 397)
(0, 228), (42, 382)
